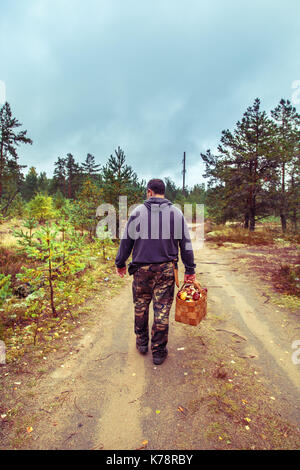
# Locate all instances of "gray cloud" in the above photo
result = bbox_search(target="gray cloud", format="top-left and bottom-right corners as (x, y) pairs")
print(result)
(1, 0), (300, 187)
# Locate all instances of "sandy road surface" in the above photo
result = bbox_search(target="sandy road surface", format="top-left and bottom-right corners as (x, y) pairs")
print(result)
(194, 245), (300, 425)
(6, 243), (300, 450)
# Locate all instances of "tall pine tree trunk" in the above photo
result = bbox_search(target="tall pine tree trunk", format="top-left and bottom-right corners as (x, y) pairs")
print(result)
(249, 210), (255, 231)
(68, 176), (72, 199)
(291, 174), (297, 233)
(280, 162), (287, 232)
(244, 212), (249, 229)
(247, 170), (256, 231)
(280, 213), (287, 232)
(292, 209), (297, 233)
(249, 194), (256, 232)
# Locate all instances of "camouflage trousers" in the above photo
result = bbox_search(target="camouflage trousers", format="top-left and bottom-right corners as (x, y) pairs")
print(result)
(132, 262), (175, 355)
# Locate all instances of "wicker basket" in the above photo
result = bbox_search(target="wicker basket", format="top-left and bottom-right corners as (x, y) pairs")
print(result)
(175, 281), (207, 326)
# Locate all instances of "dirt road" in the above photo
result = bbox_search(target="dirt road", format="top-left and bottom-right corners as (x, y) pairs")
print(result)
(195, 245), (300, 425)
(2, 243), (300, 450)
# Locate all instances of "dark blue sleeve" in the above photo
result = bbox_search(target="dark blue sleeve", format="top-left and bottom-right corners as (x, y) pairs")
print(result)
(115, 220), (135, 268)
(179, 217), (196, 274)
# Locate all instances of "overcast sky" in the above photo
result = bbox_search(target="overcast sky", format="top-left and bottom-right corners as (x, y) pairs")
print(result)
(1, 0), (300, 188)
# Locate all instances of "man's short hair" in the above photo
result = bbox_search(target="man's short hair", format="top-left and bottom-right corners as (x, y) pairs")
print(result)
(147, 179), (165, 195)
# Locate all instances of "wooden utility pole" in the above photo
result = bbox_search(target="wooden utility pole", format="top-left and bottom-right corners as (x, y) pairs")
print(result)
(182, 151), (186, 195)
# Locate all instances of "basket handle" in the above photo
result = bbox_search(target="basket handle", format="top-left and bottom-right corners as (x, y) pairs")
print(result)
(179, 279), (202, 291)
(193, 280), (202, 291)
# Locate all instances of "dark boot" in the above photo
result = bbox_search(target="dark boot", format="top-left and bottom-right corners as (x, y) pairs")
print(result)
(153, 348), (168, 365)
(136, 343), (148, 355)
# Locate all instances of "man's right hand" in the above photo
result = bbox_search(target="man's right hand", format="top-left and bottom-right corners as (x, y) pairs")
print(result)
(184, 273), (196, 283)
(116, 266), (126, 278)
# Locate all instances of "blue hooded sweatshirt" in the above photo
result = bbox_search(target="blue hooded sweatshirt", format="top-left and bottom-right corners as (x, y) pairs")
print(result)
(115, 197), (196, 274)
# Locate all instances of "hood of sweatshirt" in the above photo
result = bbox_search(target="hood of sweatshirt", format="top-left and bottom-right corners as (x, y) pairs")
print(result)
(143, 197), (173, 212)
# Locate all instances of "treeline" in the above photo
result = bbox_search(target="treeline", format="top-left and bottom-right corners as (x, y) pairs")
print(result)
(2, 97), (299, 234)
(201, 98), (300, 232)
(0, 101), (147, 232)
(0, 101), (206, 234)
(22, 149), (144, 206)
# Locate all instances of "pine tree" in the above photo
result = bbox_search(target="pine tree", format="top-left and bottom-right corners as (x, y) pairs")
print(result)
(164, 177), (180, 201)
(288, 150), (300, 232)
(81, 153), (101, 180)
(13, 216), (37, 247)
(53, 157), (67, 196)
(188, 183), (206, 204)
(15, 222), (88, 318)
(202, 99), (278, 230)
(65, 153), (81, 199)
(102, 147), (145, 236)
(0, 159), (27, 216)
(271, 99), (300, 231)
(6, 193), (26, 218)
(28, 193), (56, 223)
(22, 166), (39, 201)
(201, 149), (238, 222)
(102, 147), (144, 206)
(53, 190), (66, 210)
(76, 179), (103, 239)
(0, 102), (32, 200)
(37, 171), (50, 193)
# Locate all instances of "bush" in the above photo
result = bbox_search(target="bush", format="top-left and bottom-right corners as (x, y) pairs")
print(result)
(0, 274), (12, 305)
(27, 193), (56, 223)
(278, 264), (300, 296)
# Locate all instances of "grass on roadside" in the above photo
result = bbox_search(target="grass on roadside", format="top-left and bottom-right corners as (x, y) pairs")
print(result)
(205, 221), (300, 247)
(181, 323), (300, 450)
(205, 225), (275, 246)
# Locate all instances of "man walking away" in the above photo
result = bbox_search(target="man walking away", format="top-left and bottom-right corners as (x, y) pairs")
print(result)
(115, 179), (196, 365)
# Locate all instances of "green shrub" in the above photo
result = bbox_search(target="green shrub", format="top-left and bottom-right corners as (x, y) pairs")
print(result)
(0, 274), (12, 304)
(27, 193), (56, 223)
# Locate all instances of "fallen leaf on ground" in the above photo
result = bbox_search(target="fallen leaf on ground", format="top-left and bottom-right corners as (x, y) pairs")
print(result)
(26, 426), (33, 433)
(136, 440), (148, 450)
(177, 405), (188, 416)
